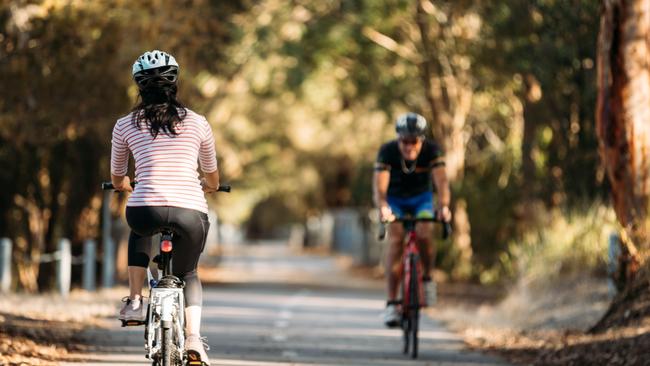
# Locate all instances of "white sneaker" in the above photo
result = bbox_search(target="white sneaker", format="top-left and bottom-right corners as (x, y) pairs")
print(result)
(425, 280), (437, 306)
(186, 334), (211, 365)
(382, 304), (400, 328)
(119, 296), (147, 322)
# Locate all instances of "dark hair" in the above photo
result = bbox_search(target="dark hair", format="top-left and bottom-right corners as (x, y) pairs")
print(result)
(132, 81), (186, 138)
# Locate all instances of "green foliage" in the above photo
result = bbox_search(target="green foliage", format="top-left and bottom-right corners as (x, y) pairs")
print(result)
(480, 203), (616, 285)
(0, 1), (247, 290)
(0, 0), (614, 288)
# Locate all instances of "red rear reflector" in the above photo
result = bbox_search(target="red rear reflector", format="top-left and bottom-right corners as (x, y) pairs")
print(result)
(161, 240), (173, 252)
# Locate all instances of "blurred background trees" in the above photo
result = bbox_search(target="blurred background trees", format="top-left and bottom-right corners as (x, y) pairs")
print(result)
(0, 0), (617, 291)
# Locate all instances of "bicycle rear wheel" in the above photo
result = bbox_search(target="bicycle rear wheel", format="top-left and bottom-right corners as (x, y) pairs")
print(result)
(161, 324), (172, 366)
(160, 320), (183, 366)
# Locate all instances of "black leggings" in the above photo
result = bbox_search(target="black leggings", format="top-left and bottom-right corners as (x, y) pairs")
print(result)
(126, 206), (209, 307)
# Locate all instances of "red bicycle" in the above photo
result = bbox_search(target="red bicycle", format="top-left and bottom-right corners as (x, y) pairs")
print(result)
(379, 215), (450, 359)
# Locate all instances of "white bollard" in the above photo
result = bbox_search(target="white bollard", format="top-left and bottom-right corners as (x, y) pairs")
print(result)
(608, 233), (620, 297)
(57, 238), (71, 297)
(102, 190), (115, 288)
(0, 238), (11, 293)
(83, 239), (96, 291)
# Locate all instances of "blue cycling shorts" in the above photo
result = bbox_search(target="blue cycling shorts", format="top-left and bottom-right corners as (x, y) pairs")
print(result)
(387, 191), (434, 219)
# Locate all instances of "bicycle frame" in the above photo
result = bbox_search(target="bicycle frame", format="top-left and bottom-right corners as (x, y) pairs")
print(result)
(379, 215), (451, 359)
(101, 181), (231, 366)
(145, 231), (186, 365)
(401, 229), (426, 313)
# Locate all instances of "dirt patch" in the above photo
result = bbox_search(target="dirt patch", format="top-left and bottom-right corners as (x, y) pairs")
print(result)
(0, 313), (81, 365)
(431, 274), (650, 365)
(0, 289), (123, 365)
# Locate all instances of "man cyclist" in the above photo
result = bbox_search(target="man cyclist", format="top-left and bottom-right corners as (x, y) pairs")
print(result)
(373, 112), (452, 327)
(111, 50), (218, 364)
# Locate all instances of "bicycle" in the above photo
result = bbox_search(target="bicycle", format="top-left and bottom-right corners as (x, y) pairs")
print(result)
(102, 181), (230, 366)
(379, 215), (451, 359)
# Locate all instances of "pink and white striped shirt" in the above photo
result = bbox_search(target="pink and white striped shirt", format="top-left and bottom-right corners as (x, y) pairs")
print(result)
(110, 109), (218, 214)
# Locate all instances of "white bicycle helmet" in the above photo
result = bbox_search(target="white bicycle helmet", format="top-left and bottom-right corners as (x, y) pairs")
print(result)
(132, 50), (179, 88)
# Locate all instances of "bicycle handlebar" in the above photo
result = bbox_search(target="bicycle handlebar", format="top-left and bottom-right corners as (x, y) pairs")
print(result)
(101, 181), (136, 190)
(101, 181), (231, 192)
(378, 216), (452, 241)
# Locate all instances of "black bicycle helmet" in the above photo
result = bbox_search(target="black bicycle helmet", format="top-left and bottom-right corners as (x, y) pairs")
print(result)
(395, 112), (427, 137)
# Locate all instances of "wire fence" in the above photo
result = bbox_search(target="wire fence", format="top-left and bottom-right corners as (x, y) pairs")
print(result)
(1, 183), (115, 296)
(0, 237), (110, 297)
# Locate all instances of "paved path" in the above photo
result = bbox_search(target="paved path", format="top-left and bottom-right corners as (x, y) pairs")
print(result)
(64, 243), (510, 366)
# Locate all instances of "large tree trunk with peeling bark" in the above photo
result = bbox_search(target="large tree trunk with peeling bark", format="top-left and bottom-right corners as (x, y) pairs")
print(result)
(596, 0), (650, 287)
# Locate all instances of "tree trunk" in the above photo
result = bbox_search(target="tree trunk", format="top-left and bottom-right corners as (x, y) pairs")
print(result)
(596, 0), (650, 277)
(416, 1), (474, 275)
(416, 0), (473, 182)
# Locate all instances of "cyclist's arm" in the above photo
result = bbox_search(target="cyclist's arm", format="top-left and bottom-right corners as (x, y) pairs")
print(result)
(110, 122), (133, 192)
(431, 159), (451, 220)
(198, 115), (220, 191)
(202, 169), (220, 191)
(373, 165), (390, 208)
(111, 174), (133, 192)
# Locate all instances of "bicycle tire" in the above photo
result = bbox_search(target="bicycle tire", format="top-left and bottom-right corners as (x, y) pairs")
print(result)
(401, 255), (410, 355)
(409, 255), (420, 359)
(402, 317), (409, 354)
(161, 324), (172, 366)
(160, 324), (183, 366)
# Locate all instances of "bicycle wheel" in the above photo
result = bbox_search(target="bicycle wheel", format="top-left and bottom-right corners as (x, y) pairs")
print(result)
(161, 320), (183, 366)
(161, 322), (172, 366)
(402, 317), (410, 354)
(401, 259), (409, 354)
(409, 255), (420, 359)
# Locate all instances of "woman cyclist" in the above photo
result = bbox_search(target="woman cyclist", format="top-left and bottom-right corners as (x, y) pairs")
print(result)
(111, 50), (219, 365)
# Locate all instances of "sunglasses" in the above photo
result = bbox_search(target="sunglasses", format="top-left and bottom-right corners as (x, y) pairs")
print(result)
(398, 138), (421, 146)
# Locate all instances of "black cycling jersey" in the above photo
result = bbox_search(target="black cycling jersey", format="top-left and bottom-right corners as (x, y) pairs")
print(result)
(375, 139), (444, 198)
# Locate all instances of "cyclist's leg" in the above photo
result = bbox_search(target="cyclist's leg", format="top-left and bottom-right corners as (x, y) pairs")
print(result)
(165, 207), (210, 335)
(386, 221), (405, 301)
(124, 206), (166, 318)
(413, 192), (435, 277)
(385, 196), (406, 302)
(126, 231), (150, 299)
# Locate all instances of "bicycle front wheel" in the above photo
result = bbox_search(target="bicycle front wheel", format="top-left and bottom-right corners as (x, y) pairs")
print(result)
(409, 255), (420, 359)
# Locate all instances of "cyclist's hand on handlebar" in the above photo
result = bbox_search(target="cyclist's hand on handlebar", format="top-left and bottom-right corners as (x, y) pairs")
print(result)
(379, 205), (395, 223)
(200, 177), (218, 193)
(436, 205), (452, 223)
(115, 176), (133, 192)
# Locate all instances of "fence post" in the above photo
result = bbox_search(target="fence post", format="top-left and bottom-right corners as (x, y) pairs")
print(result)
(57, 238), (71, 297)
(83, 239), (96, 291)
(0, 238), (11, 293)
(102, 190), (115, 288)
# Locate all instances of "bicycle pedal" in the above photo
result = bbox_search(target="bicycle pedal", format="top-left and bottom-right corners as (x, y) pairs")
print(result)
(187, 351), (206, 365)
(121, 319), (146, 327)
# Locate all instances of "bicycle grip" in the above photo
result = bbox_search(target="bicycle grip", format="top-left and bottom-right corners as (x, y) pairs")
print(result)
(217, 185), (231, 192)
(101, 181), (136, 190)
